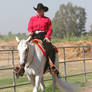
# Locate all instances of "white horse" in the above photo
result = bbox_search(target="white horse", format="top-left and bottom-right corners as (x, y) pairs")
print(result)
(16, 36), (77, 92)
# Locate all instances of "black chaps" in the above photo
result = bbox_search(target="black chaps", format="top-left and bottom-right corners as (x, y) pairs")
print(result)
(32, 31), (56, 72)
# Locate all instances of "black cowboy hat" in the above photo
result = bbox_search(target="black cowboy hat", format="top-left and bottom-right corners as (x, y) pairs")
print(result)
(33, 3), (49, 12)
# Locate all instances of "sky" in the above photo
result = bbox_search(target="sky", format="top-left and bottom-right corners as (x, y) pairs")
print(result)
(0, 0), (92, 35)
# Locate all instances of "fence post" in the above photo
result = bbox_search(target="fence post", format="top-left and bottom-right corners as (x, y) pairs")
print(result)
(63, 47), (67, 81)
(82, 47), (87, 83)
(11, 50), (16, 92)
(8, 51), (10, 65)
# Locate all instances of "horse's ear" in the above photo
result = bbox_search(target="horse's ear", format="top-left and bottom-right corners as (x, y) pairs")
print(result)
(26, 36), (32, 42)
(16, 36), (20, 43)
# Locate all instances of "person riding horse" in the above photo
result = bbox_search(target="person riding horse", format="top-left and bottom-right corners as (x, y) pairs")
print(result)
(28, 3), (57, 73)
(14, 3), (58, 77)
(28, 3), (51, 42)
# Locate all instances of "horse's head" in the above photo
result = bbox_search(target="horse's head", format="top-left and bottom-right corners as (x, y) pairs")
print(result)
(16, 36), (31, 65)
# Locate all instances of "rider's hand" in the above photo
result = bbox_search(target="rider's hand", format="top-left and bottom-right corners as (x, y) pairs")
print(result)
(29, 32), (33, 36)
(44, 37), (51, 42)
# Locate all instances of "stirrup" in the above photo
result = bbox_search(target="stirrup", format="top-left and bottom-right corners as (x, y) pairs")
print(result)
(48, 57), (59, 75)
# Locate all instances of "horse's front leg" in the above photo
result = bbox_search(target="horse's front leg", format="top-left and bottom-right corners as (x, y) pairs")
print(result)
(40, 77), (45, 92)
(33, 75), (41, 92)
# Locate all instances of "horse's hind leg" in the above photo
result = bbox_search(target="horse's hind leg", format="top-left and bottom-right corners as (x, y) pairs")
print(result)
(52, 53), (59, 92)
(52, 74), (56, 92)
(40, 77), (45, 92)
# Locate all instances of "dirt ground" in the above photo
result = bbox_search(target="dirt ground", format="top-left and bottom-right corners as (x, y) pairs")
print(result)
(80, 85), (92, 92)
(1, 40), (92, 60)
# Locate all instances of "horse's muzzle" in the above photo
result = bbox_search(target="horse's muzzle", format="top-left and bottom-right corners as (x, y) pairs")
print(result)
(13, 64), (25, 78)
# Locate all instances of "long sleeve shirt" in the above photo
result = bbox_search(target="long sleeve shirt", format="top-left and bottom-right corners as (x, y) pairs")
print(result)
(28, 14), (53, 39)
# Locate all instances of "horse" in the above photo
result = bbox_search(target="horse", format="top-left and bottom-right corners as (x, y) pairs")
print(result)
(16, 36), (77, 92)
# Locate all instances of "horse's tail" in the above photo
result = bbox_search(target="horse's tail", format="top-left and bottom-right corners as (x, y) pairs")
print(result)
(55, 75), (77, 92)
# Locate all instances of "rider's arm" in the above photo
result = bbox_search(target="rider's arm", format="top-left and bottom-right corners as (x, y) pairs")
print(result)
(45, 18), (53, 39)
(28, 17), (33, 33)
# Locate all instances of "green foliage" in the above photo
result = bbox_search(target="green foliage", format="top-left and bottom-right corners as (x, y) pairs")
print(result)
(0, 32), (27, 42)
(89, 24), (92, 34)
(51, 34), (92, 43)
(0, 31), (92, 43)
(52, 2), (86, 38)
(0, 32), (92, 43)
(1, 74), (92, 92)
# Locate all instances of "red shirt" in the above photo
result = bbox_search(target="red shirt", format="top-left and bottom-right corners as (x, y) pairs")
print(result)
(28, 14), (53, 39)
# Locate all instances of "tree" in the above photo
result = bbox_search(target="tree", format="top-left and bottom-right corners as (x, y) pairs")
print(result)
(8, 31), (12, 36)
(89, 24), (92, 33)
(52, 2), (86, 38)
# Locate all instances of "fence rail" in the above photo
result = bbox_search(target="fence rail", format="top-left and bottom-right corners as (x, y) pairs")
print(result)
(0, 45), (92, 92)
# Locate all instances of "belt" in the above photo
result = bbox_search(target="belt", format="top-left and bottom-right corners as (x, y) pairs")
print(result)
(34, 30), (45, 34)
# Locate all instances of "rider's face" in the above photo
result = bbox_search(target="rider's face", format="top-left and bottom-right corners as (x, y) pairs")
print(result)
(37, 9), (44, 16)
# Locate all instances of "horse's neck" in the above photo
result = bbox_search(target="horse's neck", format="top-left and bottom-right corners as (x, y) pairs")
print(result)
(25, 43), (46, 74)
(26, 43), (35, 65)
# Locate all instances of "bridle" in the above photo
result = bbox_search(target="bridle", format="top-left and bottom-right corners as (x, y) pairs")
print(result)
(22, 43), (29, 67)
(13, 43), (29, 75)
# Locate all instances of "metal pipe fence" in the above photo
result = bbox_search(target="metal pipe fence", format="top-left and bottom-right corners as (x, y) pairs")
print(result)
(0, 45), (92, 92)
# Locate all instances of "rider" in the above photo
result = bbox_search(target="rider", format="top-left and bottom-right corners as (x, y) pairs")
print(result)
(28, 3), (57, 73)
(28, 3), (52, 42)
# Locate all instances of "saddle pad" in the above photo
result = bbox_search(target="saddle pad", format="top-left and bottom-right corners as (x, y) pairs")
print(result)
(30, 39), (46, 56)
